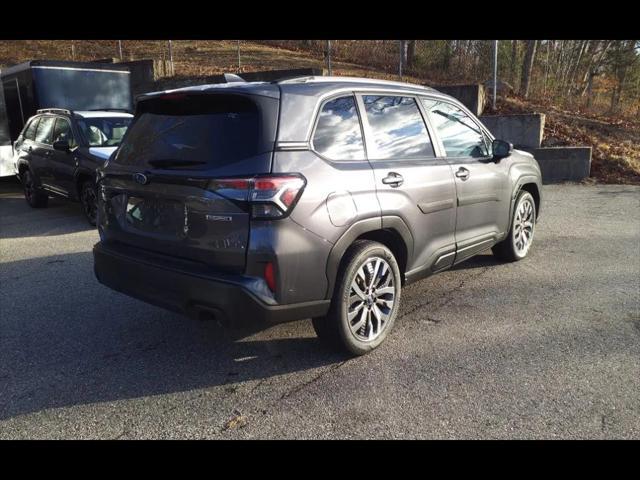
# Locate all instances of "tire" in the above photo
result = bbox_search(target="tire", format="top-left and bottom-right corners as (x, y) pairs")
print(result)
(492, 190), (536, 262)
(80, 179), (98, 226)
(22, 169), (48, 208)
(312, 240), (402, 356)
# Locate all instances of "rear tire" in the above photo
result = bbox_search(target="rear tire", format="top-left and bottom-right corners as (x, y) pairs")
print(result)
(80, 179), (98, 226)
(492, 190), (536, 262)
(22, 170), (48, 208)
(312, 240), (401, 356)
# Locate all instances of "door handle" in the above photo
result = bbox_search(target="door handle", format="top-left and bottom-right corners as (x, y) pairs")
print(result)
(382, 172), (404, 187)
(455, 167), (470, 181)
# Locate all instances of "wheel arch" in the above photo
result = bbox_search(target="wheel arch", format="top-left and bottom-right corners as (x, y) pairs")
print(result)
(325, 216), (413, 299)
(519, 182), (541, 219)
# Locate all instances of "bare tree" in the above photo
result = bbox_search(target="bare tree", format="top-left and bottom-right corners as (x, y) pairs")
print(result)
(407, 40), (416, 67)
(510, 40), (518, 86)
(520, 40), (538, 98)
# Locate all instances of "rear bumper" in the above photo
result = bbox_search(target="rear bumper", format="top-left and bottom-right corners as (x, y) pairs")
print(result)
(93, 242), (330, 325)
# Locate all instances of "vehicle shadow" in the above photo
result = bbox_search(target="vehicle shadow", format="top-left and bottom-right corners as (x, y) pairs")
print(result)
(0, 249), (511, 421)
(0, 179), (94, 239)
(0, 251), (348, 420)
(449, 251), (502, 270)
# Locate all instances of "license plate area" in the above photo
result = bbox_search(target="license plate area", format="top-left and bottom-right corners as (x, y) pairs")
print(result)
(125, 196), (187, 237)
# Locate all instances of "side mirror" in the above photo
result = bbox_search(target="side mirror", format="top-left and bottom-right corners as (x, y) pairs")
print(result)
(492, 139), (513, 159)
(53, 139), (71, 152)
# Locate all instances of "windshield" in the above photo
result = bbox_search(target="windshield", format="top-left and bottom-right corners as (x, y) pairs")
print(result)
(77, 117), (132, 147)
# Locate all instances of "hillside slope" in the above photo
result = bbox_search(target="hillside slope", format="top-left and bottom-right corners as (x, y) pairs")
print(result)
(1, 40), (638, 184)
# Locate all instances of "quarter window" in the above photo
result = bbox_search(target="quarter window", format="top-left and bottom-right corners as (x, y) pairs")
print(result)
(362, 95), (434, 160)
(421, 99), (489, 158)
(312, 95), (365, 161)
(34, 116), (55, 145)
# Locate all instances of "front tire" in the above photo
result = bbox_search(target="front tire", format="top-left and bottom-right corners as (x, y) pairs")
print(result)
(492, 190), (536, 262)
(22, 170), (48, 208)
(312, 240), (401, 356)
(80, 179), (98, 226)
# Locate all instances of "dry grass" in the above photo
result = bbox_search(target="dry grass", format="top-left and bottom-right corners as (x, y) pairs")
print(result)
(1, 40), (638, 184)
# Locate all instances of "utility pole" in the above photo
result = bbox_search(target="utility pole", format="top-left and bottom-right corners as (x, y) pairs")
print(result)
(237, 40), (241, 72)
(71, 41), (75, 61)
(118, 40), (123, 61)
(325, 40), (332, 75)
(168, 40), (174, 75)
(493, 40), (498, 110)
(399, 40), (406, 80)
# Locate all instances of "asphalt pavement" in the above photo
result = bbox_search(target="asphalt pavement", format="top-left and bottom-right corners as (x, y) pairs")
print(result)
(0, 177), (638, 439)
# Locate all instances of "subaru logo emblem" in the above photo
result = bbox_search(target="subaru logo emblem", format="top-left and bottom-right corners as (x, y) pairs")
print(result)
(133, 173), (148, 185)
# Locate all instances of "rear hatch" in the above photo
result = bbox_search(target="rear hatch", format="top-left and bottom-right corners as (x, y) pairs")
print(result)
(98, 89), (280, 273)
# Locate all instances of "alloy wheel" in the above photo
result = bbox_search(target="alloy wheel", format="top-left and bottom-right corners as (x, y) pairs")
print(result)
(513, 197), (535, 256)
(347, 256), (396, 342)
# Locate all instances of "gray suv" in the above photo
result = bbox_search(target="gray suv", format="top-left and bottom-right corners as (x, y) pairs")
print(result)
(93, 76), (542, 355)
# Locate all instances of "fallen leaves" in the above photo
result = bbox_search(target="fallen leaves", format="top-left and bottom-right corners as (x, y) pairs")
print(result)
(222, 410), (248, 431)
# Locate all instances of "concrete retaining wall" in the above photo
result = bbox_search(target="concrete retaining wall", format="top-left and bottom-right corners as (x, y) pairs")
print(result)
(118, 60), (174, 99)
(432, 84), (487, 117)
(531, 147), (592, 183)
(480, 113), (545, 149)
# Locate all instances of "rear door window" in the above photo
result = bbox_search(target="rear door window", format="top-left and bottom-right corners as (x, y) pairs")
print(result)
(312, 95), (365, 161)
(362, 95), (435, 160)
(114, 94), (263, 170)
(23, 117), (40, 140)
(52, 118), (76, 147)
(34, 116), (55, 145)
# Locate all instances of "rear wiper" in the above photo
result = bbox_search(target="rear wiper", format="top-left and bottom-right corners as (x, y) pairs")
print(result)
(147, 159), (206, 168)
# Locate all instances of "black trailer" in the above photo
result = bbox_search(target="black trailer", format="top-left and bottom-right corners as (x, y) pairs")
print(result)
(0, 60), (132, 176)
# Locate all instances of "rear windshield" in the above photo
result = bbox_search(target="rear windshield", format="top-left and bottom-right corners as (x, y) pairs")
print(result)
(113, 94), (262, 170)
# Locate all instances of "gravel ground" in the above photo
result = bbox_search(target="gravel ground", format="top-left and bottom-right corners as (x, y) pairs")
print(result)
(0, 178), (638, 439)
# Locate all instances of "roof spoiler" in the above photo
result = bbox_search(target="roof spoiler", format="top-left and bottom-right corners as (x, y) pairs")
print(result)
(222, 73), (245, 83)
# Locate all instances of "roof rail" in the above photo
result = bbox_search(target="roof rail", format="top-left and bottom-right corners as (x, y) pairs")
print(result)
(276, 75), (433, 91)
(37, 108), (72, 115)
(85, 108), (132, 113)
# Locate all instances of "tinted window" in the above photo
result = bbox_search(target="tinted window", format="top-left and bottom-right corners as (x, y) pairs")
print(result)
(23, 117), (40, 141)
(421, 99), (489, 158)
(313, 96), (365, 161)
(114, 96), (260, 170)
(362, 95), (434, 160)
(34, 116), (55, 145)
(77, 117), (131, 147)
(52, 118), (76, 147)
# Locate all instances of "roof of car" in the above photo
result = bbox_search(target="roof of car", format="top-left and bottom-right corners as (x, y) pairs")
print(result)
(135, 75), (466, 144)
(136, 75), (443, 102)
(74, 111), (133, 119)
(35, 109), (133, 119)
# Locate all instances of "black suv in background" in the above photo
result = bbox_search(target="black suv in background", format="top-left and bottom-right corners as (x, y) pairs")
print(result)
(93, 77), (542, 355)
(14, 108), (133, 224)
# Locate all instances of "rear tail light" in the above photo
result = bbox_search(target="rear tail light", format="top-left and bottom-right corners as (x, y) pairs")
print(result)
(264, 262), (276, 293)
(207, 174), (306, 219)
